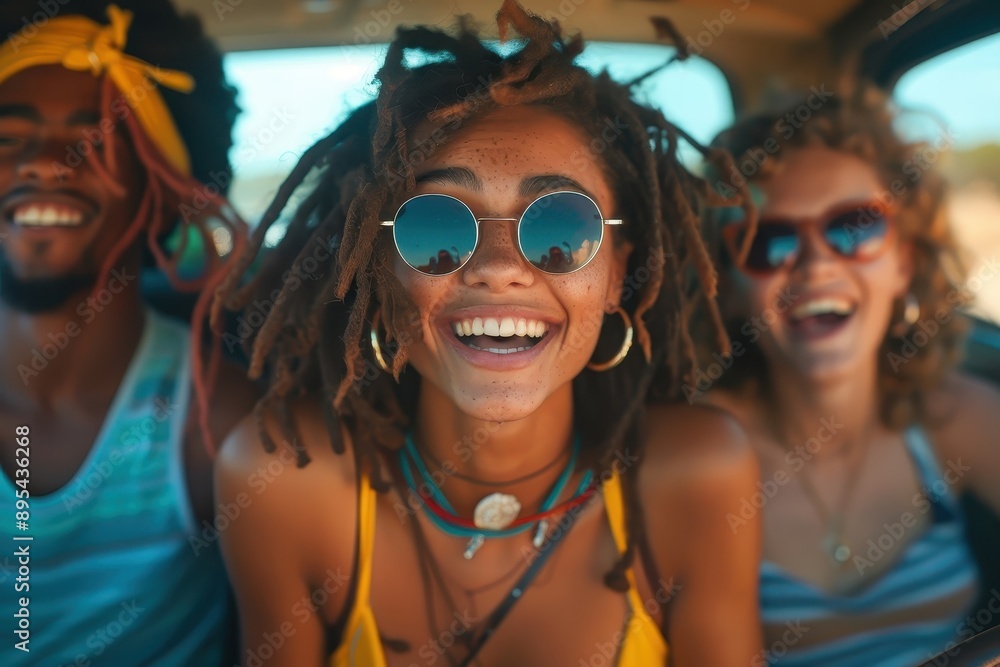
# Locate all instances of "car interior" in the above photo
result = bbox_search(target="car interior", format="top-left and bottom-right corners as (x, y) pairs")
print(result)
(151, 0), (1000, 662)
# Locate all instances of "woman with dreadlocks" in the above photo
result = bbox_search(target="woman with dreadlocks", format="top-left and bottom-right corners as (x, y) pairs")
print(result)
(698, 88), (1000, 665)
(217, 2), (761, 665)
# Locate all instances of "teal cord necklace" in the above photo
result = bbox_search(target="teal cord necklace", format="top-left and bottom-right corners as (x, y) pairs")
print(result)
(398, 434), (593, 559)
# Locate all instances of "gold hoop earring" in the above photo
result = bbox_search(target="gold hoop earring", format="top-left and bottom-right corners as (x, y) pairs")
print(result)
(891, 293), (920, 337)
(587, 306), (633, 372)
(370, 310), (392, 373)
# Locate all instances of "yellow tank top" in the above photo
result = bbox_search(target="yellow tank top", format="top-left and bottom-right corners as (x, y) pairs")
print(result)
(329, 470), (668, 666)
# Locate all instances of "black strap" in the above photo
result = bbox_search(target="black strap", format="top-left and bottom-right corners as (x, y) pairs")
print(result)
(458, 496), (593, 667)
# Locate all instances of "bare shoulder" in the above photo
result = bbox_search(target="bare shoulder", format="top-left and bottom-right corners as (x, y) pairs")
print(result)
(637, 403), (761, 603)
(925, 372), (1000, 446)
(217, 397), (359, 658)
(641, 401), (757, 496)
(923, 372), (1000, 489)
(216, 396), (359, 579)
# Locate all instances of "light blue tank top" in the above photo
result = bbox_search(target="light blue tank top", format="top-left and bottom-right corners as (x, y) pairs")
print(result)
(759, 426), (979, 667)
(0, 308), (232, 666)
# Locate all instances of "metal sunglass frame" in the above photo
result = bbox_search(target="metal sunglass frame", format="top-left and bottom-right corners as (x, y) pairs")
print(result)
(380, 190), (622, 276)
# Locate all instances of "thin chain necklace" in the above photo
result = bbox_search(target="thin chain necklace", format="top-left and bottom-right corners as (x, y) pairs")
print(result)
(409, 508), (530, 667)
(767, 404), (872, 567)
(415, 436), (572, 487)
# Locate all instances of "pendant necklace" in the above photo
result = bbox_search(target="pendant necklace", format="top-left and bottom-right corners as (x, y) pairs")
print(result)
(399, 433), (594, 559)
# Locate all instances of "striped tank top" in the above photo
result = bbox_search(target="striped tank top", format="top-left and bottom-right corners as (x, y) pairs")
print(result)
(759, 426), (979, 666)
(0, 308), (232, 666)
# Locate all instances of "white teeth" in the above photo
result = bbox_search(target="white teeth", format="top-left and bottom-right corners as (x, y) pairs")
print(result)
(11, 204), (86, 227)
(453, 316), (550, 338)
(790, 297), (854, 320)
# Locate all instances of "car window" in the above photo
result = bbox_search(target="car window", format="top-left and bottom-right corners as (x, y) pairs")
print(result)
(222, 43), (734, 243)
(894, 31), (1000, 325)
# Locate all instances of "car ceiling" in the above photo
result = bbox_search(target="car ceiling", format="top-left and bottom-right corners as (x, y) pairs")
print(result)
(176, 0), (919, 108)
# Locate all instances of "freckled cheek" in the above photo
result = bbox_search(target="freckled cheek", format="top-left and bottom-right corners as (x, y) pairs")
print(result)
(398, 276), (461, 342)
(557, 269), (613, 347)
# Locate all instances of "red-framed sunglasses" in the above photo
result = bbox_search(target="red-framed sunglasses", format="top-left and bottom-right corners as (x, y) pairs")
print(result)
(722, 200), (895, 276)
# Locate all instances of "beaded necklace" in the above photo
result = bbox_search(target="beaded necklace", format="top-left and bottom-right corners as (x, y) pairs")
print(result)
(398, 433), (595, 559)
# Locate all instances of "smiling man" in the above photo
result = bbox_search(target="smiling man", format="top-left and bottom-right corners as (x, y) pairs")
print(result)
(0, 2), (256, 665)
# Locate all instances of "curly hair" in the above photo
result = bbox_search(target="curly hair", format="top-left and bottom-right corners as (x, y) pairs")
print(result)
(216, 0), (739, 591)
(1, 0), (247, 449)
(704, 85), (969, 430)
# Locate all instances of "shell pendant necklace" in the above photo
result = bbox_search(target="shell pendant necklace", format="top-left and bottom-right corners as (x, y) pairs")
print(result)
(399, 434), (594, 559)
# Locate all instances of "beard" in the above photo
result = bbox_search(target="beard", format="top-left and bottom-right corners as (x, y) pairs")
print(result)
(0, 257), (97, 314)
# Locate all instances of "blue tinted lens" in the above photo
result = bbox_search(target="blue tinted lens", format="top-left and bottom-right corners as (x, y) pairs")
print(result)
(519, 192), (604, 273)
(392, 195), (477, 275)
(825, 210), (888, 257)
(743, 223), (799, 271)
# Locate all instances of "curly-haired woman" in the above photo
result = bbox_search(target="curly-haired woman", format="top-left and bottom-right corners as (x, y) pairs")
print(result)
(216, 2), (764, 665)
(700, 88), (1000, 666)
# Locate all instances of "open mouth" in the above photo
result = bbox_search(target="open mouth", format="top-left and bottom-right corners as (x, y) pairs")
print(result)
(452, 316), (550, 354)
(787, 297), (856, 336)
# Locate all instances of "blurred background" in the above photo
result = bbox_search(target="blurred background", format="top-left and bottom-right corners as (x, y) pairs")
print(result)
(173, 0), (1000, 328)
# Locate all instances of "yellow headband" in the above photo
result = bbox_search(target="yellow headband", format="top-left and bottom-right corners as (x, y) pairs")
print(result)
(0, 5), (195, 175)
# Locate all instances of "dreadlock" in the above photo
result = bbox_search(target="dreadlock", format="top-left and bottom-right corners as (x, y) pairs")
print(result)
(217, 0), (741, 592)
(1, 0), (247, 453)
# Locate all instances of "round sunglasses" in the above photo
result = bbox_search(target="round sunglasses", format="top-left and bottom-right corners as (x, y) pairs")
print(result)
(380, 190), (622, 276)
(722, 200), (894, 275)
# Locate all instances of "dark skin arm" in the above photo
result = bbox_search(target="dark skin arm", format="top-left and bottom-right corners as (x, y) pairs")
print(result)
(216, 401), (357, 667)
(639, 404), (763, 667)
